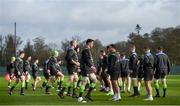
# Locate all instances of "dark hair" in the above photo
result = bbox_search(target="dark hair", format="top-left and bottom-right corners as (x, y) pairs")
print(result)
(144, 46), (150, 50)
(129, 45), (136, 49)
(120, 52), (126, 57)
(19, 51), (24, 55)
(34, 58), (38, 61)
(100, 50), (105, 53)
(70, 40), (76, 46)
(106, 45), (110, 49)
(109, 44), (117, 49)
(86, 39), (94, 45)
(157, 46), (163, 51)
(74, 45), (79, 51)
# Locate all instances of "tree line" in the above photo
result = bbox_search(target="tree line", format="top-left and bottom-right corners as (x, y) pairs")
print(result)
(0, 25), (180, 66)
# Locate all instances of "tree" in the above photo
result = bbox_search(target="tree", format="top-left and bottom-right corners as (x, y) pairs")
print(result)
(24, 40), (34, 58)
(135, 24), (142, 35)
(0, 35), (5, 65)
(4, 34), (22, 63)
(33, 37), (51, 65)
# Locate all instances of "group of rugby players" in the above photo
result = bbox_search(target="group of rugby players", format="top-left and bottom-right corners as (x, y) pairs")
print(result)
(6, 38), (171, 102)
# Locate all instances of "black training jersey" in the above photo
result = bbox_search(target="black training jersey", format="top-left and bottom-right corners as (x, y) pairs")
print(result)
(80, 47), (94, 72)
(108, 52), (121, 74)
(15, 57), (24, 73)
(129, 52), (139, 71)
(154, 52), (171, 73)
(24, 60), (31, 73)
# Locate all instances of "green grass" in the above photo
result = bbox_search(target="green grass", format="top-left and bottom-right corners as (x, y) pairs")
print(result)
(0, 75), (180, 105)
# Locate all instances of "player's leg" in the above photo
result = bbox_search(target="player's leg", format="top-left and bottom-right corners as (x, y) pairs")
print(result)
(118, 77), (123, 92)
(161, 73), (167, 97)
(130, 71), (139, 97)
(20, 75), (26, 95)
(57, 74), (64, 90)
(78, 76), (88, 102)
(111, 79), (121, 101)
(72, 72), (79, 98)
(85, 73), (97, 101)
(127, 74), (131, 93)
(144, 80), (153, 101)
(121, 77), (126, 93)
(106, 75), (114, 96)
(138, 78), (142, 93)
(25, 73), (31, 90)
(154, 72), (160, 97)
(8, 77), (20, 95)
(131, 77), (139, 97)
(34, 76), (41, 90)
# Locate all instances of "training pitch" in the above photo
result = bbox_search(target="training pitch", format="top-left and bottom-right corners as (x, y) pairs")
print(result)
(0, 75), (180, 105)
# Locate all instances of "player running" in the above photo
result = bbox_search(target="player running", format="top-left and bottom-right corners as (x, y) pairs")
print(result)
(77, 39), (97, 102)
(8, 51), (26, 96)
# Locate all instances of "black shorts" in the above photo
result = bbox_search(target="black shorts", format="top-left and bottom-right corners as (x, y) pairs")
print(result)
(32, 73), (38, 80)
(138, 70), (144, 79)
(43, 72), (50, 79)
(110, 72), (120, 80)
(67, 66), (77, 75)
(81, 70), (94, 77)
(121, 71), (128, 78)
(130, 69), (138, 78)
(154, 70), (167, 79)
(144, 69), (154, 81)
(50, 70), (58, 76)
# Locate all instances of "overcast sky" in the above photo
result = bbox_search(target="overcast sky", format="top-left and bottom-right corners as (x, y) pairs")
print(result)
(1, 0), (180, 47)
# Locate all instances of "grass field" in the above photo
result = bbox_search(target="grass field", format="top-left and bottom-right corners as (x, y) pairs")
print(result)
(0, 75), (180, 105)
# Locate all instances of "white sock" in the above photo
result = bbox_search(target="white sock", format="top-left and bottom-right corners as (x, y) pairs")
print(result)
(117, 93), (121, 99)
(113, 93), (117, 99)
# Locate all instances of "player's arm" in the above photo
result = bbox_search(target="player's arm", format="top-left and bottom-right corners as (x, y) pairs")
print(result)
(84, 49), (93, 67)
(167, 56), (171, 74)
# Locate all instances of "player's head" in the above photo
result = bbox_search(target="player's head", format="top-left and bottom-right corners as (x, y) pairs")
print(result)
(51, 50), (59, 57)
(120, 52), (126, 58)
(157, 46), (163, 52)
(106, 45), (110, 53)
(11, 56), (16, 62)
(100, 50), (106, 56)
(109, 44), (117, 52)
(74, 45), (80, 53)
(27, 56), (32, 61)
(129, 45), (136, 53)
(86, 39), (94, 48)
(19, 51), (25, 58)
(144, 46), (150, 53)
(34, 58), (39, 64)
(70, 40), (77, 48)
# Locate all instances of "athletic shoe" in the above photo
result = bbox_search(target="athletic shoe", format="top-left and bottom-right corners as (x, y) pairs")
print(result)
(78, 97), (83, 102)
(58, 92), (64, 99)
(8, 91), (12, 96)
(106, 91), (114, 96)
(144, 97), (153, 101)
(113, 97), (121, 101)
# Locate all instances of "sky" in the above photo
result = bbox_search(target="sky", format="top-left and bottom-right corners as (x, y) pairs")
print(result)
(1, 0), (180, 47)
